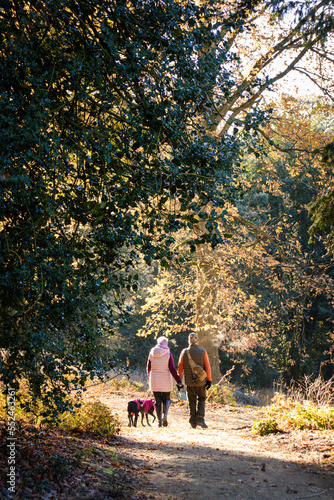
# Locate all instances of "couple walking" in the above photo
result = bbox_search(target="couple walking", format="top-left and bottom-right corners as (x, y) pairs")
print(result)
(146, 332), (212, 429)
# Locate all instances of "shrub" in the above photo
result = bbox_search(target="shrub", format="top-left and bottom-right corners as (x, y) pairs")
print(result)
(252, 418), (279, 436)
(59, 401), (121, 436)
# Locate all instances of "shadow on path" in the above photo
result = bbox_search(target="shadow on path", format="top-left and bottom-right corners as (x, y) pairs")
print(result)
(100, 391), (334, 500)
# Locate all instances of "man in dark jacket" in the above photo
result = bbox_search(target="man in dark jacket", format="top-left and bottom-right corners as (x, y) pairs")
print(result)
(178, 332), (212, 428)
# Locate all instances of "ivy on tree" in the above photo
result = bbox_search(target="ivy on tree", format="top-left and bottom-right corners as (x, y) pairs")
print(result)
(0, 0), (260, 416)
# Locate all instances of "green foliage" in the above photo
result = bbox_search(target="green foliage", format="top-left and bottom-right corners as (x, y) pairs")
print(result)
(252, 418), (279, 436)
(127, 101), (334, 387)
(59, 401), (121, 436)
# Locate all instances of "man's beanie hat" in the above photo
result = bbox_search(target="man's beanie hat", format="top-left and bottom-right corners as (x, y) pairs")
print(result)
(189, 332), (199, 344)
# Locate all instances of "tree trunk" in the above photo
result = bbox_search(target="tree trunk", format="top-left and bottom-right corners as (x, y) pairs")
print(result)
(195, 235), (221, 383)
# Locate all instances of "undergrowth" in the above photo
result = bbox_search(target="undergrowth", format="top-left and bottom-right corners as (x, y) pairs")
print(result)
(58, 401), (121, 436)
(252, 375), (334, 435)
(0, 388), (121, 436)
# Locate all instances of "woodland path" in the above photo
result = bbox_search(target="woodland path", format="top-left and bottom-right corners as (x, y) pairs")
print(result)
(84, 385), (334, 500)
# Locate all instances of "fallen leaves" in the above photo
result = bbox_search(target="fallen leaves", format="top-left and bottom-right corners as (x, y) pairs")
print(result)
(0, 421), (150, 499)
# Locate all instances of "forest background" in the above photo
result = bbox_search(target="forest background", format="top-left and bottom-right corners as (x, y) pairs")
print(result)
(1, 0), (334, 417)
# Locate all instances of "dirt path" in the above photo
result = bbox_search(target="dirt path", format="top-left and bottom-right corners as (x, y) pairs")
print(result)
(85, 387), (334, 500)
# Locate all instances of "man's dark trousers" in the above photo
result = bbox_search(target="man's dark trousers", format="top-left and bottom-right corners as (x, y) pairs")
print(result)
(187, 385), (206, 426)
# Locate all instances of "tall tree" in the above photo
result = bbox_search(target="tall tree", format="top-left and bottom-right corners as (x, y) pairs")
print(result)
(0, 0), (258, 413)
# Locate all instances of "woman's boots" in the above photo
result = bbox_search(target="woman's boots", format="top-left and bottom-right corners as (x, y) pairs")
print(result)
(155, 397), (170, 427)
(162, 399), (170, 427)
(155, 401), (163, 427)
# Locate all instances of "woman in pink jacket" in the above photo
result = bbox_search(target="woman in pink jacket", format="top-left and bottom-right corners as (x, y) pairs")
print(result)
(147, 336), (183, 427)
